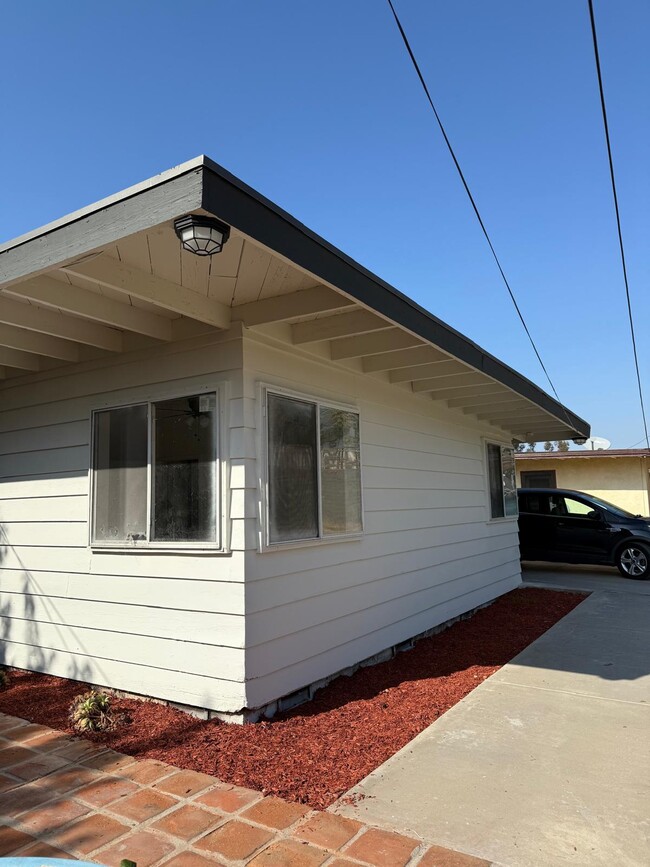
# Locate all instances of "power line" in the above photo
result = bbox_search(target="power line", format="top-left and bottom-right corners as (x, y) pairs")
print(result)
(587, 0), (649, 449)
(626, 435), (650, 450)
(385, 0), (568, 417)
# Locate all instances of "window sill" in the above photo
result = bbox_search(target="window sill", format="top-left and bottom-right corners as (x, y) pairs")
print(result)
(486, 516), (519, 525)
(260, 533), (364, 553)
(91, 545), (228, 555)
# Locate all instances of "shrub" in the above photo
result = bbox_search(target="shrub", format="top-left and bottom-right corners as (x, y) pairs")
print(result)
(0, 668), (9, 690)
(70, 690), (114, 733)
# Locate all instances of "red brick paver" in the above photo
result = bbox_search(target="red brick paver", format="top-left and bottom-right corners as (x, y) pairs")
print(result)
(154, 769), (215, 798)
(196, 783), (260, 812)
(0, 710), (494, 867)
(108, 787), (179, 822)
(195, 820), (274, 860)
(48, 812), (130, 855)
(96, 829), (176, 867)
(344, 827), (421, 866)
(247, 838), (329, 865)
(294, 812), (363, 850)
(241, 795), (311, 830)
(75, 775), (140, 807)
(0, 827), (35, 856)
(418, 844), (492, 866)
(151, 804), (222, 840)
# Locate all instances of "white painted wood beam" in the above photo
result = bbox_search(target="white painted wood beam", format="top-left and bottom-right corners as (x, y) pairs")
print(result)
(413, 373), (490, 393)
(362, 345), (448, 372)
(462, 400), (530, 415)
(292, 310), (391, 344)
(389, 360), (468, 384)
(64, 255), (231, 330)
(448, 391), (516, 408)
(428, 385), (506, 401)
(483, 416), (551, 428)
(233, 285), (355, 327)
(0, 322), (79, 362)
(478, 407), (552, 421)
(517, 430), (575, 439)
(0, 346), (41, 371)
(330, 328), (423, 360)
(0, 296), (122, 352)
(8, 276), (172, 341)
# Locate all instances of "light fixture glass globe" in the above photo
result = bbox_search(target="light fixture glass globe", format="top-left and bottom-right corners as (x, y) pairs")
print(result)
(174, 215), (231, 256)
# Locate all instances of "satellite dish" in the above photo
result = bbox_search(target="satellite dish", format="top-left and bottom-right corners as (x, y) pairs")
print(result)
(579, 436), (611, 451)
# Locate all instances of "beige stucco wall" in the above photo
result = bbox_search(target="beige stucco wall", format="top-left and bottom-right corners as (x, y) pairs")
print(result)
(516, 456), (650, 516)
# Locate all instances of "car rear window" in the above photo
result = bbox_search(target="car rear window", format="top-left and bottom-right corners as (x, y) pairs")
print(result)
(519, 493), (548, 514)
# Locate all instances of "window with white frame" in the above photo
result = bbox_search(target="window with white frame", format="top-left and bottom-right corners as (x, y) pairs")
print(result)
(486, 442), (518, 519)
(91, 392), (218, 546)
(266, 391), (362, 544)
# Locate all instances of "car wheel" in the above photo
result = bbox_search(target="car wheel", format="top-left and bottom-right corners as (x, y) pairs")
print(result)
(616, 543), (650, 579)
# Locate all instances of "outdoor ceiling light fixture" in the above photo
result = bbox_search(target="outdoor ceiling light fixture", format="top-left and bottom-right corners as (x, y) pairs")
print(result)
(174, 214), (231, 256)
(572, 436), (588, 445)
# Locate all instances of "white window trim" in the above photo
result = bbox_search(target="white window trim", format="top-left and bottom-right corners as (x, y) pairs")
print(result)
(89, 382), (229, 553)
(484, 438), (519, 524)
(259, 383), (364, 551)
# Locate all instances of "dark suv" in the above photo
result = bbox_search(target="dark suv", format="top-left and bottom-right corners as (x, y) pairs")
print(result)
(517, 488), (650, 579)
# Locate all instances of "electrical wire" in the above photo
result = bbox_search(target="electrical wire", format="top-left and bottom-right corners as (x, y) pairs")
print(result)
(587, 0), (649, 449)
(385, 0), (568, 419)
(626, 435), (650, 450)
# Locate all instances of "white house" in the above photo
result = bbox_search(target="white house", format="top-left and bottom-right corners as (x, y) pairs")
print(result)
(0, 157), (589, 720)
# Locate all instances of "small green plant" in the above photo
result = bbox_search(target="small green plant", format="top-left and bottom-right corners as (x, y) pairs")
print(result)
(0, 668), (9, 690)
(70, 690), (114, 733)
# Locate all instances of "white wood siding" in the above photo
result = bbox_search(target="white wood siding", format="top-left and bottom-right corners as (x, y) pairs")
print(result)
(241, 334), (521, 709)
(0, 328), (247, 712)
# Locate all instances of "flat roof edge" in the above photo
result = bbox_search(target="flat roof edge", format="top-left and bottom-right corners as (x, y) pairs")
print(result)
(0, 156), (210, 254)
(200, 160), (589, 436)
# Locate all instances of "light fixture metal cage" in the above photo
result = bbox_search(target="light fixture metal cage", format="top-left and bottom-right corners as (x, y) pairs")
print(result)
(174, 214), (231, 256)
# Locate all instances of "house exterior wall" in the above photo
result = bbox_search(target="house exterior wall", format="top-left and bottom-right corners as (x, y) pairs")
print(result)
(516, 456), (650, 516)
(240, 332), (522, 711)
(0, 322), (524, 717)
(0, 327), (248, 713)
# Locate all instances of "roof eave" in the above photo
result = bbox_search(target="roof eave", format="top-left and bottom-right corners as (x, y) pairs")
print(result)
(0, 157), (589, 438)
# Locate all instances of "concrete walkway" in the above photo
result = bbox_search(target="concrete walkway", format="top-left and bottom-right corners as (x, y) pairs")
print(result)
(522, 561), (650, 595)
(334, 577), (650, 867)
(0, 712), (487, 867)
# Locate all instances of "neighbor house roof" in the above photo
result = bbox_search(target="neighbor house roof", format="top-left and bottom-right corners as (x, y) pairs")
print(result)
(0, 155), (589, 441)
(516, 449), (650, 460)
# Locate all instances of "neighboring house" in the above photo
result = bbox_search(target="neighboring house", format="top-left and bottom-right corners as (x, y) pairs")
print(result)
(516, 449), (650, 517)
(0, 157), (589, 720)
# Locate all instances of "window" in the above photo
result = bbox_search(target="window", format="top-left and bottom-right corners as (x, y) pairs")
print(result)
(549, 494), (599, 519)
(520, 470), (557, 488)
(266, 392), (362, 544)
(92, 392), (218, 546)
(487, 442), (517, 519)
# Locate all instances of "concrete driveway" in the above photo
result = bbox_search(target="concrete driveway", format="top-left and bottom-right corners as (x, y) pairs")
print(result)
(334, 569), (650, 866)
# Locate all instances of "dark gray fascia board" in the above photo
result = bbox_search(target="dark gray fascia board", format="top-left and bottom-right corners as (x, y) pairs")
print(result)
(200, 158), (589, 436)
(0, 160), (206, 287)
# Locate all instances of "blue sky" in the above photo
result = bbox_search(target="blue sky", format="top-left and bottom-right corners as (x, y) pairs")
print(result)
(1, 1), (648, 447)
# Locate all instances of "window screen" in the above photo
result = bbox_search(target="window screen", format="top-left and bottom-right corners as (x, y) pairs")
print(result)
(268, 394), (319, 543)
(152, 394), (217, 542)
(487, 442), (518, 520)
(320, 407), (362, 536)
(92, 393), (218, 545)
(267, 392), (362, 544)
(92, 404), (148, 542)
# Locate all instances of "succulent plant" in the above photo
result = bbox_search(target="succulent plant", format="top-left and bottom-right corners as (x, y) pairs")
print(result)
(70, 690), (114, 733)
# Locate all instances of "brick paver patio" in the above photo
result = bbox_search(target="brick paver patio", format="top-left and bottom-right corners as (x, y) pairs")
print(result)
(0, 712), (490, 866)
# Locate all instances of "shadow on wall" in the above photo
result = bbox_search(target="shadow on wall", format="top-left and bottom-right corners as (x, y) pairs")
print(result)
(0, 522), (93, 687)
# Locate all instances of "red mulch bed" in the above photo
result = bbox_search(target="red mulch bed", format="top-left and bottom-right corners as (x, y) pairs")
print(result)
(0, 587), (585, 809)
